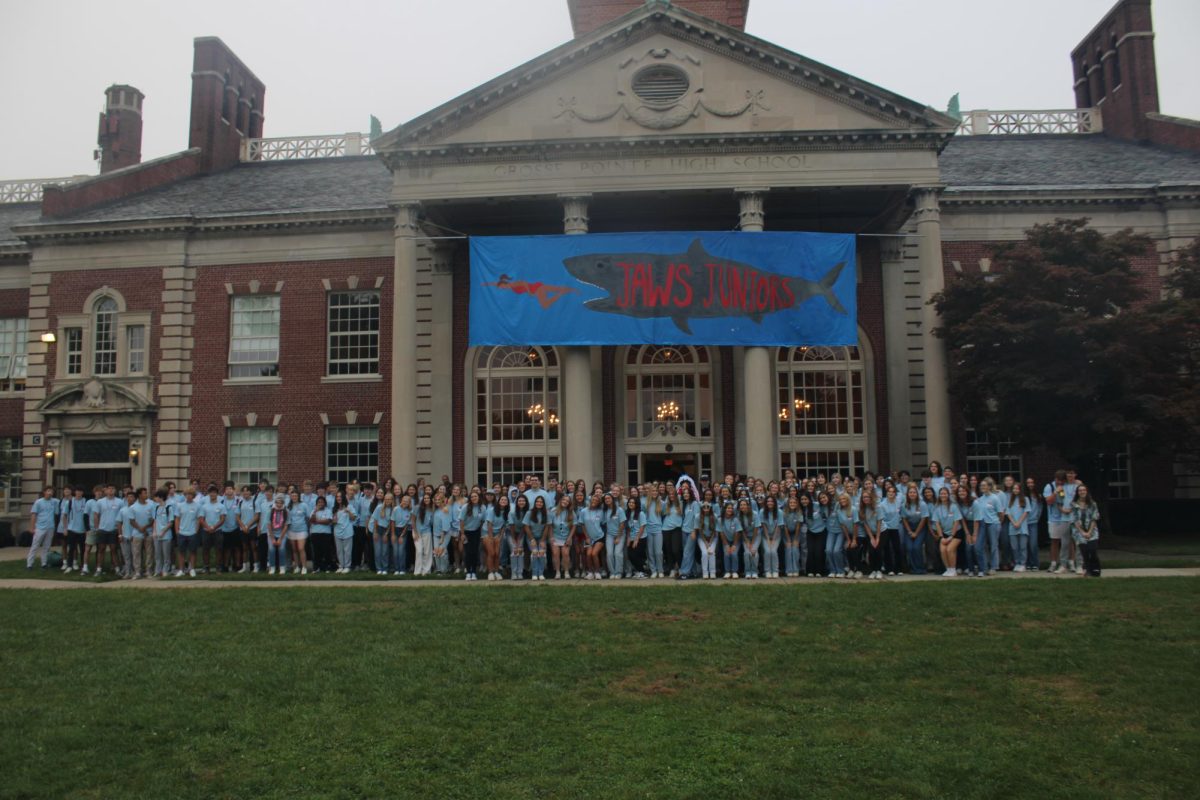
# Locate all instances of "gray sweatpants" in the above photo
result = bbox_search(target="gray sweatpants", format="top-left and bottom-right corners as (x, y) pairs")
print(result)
(336, 536), (354, 570)
(154, 538), (173, 575)
(26, 528), (54, 567)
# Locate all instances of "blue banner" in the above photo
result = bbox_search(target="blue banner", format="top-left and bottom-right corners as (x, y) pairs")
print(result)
(469, 231), (856, 346)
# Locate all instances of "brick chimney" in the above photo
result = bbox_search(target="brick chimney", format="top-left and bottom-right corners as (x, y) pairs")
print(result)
(567, 0), (749, 38)
(1070, 0), (1158, 142)
(96, 85), (144, 174)
(188, 37), (266, 173)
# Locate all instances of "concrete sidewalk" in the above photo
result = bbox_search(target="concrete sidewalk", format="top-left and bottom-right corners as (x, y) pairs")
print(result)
(0, 567), (1196, 590)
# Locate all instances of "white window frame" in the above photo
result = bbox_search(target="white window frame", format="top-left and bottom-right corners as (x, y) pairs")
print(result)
(326, 425), (379, 485)
(470, 346), (561, 487)
(964, 428), (1023, 481)
(1107, 446), (1133, 499)
(326, 291), (380, 377)
(64, 327), (83, 376)
(776, 345), (869, 477)
(227, 428), (278, 486)
(126, 324), (146, 375)
(0, 318), (27, 393)
(54, 290), (150, 381)
(92, 297), (119, 376)
(0, 436), (20, 514)
(228, 295), (280, 380)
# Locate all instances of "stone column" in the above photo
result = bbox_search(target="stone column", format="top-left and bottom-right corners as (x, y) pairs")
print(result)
(913, 188), (952, 463)
(560, 194), (594, 480)
(738, 189), (776, 481)
(391, 201), (421, 484)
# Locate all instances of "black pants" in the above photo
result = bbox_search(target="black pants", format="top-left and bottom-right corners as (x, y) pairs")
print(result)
(65, 532), (85, 567)
(352, 527), (374, 570)
(1080, 540), (1101, 576)
(848, 539), (866, 573)
(464, 530), (481, 574)
(866, 538), (883, 573)
(806, 531), (825, 574)
(627, 538), (647, 574)
(257, 533), (268, 570)
(312, 533), (336, 572)
(881, 529), (902, 573)
(663, 528), (682, 573)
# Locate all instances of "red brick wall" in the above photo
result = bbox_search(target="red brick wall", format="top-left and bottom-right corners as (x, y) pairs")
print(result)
(41, 151), (202, 218)
(189, 258), (391, 486)
(567, 0), (749, 37)
(190, 38), (266, 174)
(1071, 0), (1159, 142)
(1146, 115), (1200, 152)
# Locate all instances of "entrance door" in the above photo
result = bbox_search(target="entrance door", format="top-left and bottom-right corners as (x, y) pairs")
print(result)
(57, 468), (132, 491)
(641, 453), (697, 484)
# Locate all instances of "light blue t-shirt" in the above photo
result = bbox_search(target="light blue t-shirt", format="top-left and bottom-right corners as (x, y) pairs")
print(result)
(393, 505), (412, 535)
(119, 504), (140, 538)
(433, 508), (454, 546)
(219, 496), (241, 532)
(930, 503), (961, 536)
(32, 497), (59, 532)
(154, 502), (174, 540)
(66, 497), (89, 533)
(131, 500), (155, 534)
(879, 496), (903, 530)
(255, 494), (275, 534)
(548, 507), (574, 544)
(176, 500), (202, 537)
(334, 508), (356, 539)
(310, 507), (333, 534)
(413, 508), (434, 535)
(96, 496), (123, 530)
(370, 504), (392, 535)
(200, 497), (226, 529)
(900, 501), (930, 530)
(579, 506), (606, 543)
(287, 503), (310, 535)
(237, 497), (258, 530)
(1006, 498), (1030, 535)
(661, 503), (683, 531)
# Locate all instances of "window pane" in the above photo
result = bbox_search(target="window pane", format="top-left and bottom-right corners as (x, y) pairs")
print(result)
(327, 291), (380, 375)
(65, 327), (83, 376)
(229, 295), (280, 378)
(325, 425), (379, 485)
(93, 300), (117, 375)
(228, 428), (278, 486)
(964, 429), (1022, 480)
(1, 437), (22, 513)
(127, 325), (145, 374)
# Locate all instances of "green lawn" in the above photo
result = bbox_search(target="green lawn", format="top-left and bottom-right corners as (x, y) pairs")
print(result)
(1, 579), (1197, 799)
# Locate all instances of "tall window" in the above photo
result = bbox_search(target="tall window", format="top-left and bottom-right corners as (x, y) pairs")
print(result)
(0, 318), (27, 392)
(126, 325), (146, 374)
(64, 327), (83, 376)
(473, 346), (560, 487)
(327, 291), (380, 375)
(0, 437), (19, 514)
(228, 428), (278, 485)
(624, 345), (711, 438)
(1107, 446), (1132, 499)
(965, 428), (1022, 480)
(1110, 35), (1121, 88)
(326, 426), (379, 485)
(92, 298), (118, 375)
(229, 295), (280, 378)
(777, 346), (868, 477)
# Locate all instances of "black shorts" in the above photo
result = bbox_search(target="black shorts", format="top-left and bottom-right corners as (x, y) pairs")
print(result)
(100, 529), (117, 546)
(223, 531), (242, 549)
(244, 531), (260, 548)
(177, 535), (200, 555)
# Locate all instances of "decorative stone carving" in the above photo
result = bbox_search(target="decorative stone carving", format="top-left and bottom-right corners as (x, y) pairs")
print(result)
(552, 48), (769, 131)
(82, 379), (106, 408)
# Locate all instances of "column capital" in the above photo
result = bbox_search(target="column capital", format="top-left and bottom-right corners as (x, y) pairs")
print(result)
(559, 194), (591, 235)
(737, 188), (769, 232)
(910, 186), (943, 225)
(391, 201), (422, 236)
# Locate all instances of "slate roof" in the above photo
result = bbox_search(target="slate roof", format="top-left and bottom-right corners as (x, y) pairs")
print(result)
(49, 155), (392, 225)
(5, 136), (1200, 239)
(0, 203), (42, 246)
(939, 134), (1200, 189)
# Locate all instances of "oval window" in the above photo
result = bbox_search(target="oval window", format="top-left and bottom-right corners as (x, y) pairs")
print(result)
(631, 66), (690, 105)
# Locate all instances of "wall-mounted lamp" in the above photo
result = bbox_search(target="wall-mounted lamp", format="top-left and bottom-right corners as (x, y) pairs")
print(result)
(129, 447), (140, 466)
(43, 449), (55, 468)
(40, 332), (56, 343)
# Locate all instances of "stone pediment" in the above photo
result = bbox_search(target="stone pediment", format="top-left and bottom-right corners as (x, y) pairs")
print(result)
(38, 379), (157, 416)
(374, 2), (956, 160)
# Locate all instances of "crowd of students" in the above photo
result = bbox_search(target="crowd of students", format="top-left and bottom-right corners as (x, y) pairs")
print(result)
(24, 461), (1103, 580)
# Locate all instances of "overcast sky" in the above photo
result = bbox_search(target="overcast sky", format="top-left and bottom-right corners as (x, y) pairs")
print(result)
(2, 0), (1198, 178)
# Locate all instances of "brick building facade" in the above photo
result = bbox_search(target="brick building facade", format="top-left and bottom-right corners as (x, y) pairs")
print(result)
(1, 0), (1199, 533)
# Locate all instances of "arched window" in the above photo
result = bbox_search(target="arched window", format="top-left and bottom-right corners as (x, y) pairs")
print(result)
(624, 345), (711, 438)
(472, 346), (560, 487)
(1079, 60), (1092, 107)
(776, 345), (867, 477)
(1095, 49), (1106, 97)
(92, 297), (118, 375)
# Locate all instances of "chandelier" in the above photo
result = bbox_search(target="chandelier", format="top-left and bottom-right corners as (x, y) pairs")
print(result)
(656, 400), (680, 421)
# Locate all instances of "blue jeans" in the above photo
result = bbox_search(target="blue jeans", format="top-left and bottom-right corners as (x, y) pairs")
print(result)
(763, 538), (780, 575)
(784, 538), (801, 576)
(825, 530), (845, 575)
(679, 533), (697, 577)
(646, 530), (663, 573)
(373, 534), (391, 572)
(267, 538), (288, 569)
(742, 537), (760, 576)
(391, 533), (409, 573)
(979, 522), (1000, 572)
(508, 534), (525, 578)
(500, 534), (511, 570)
(606, 533), (625, 576)
(905, 531), (926, 574)
(722, 540), (739, 576)
(966, 533), (982, 573)
(1009, 532), (1029, 568)
(529, 542), (546, 578)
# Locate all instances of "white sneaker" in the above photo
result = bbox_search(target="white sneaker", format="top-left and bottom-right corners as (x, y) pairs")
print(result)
(189, 568), (197, 578)
(301, 567), (308, 575)
(252, 564), (260, 573)
(1014, 565), (1025, 573)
